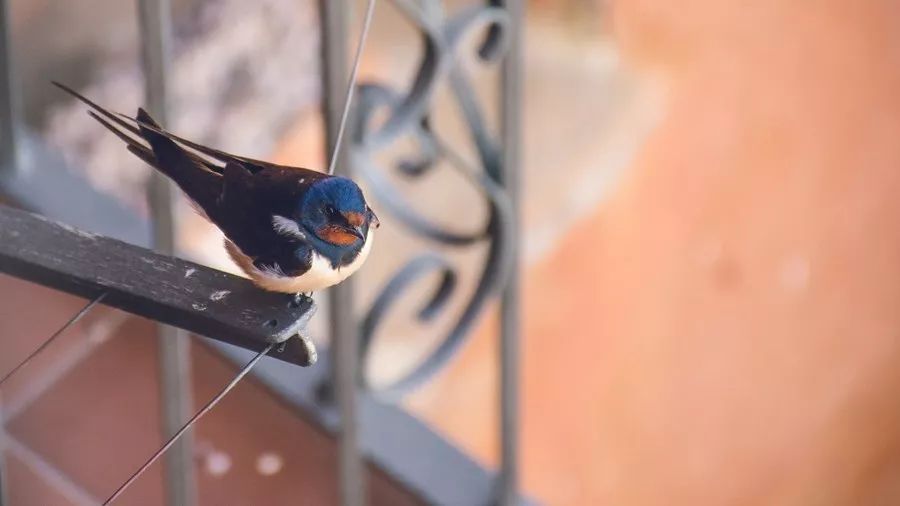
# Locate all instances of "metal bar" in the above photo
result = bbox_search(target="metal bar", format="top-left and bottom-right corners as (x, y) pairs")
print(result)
(319, 1), (365, 504)
(136, 1), (196, 504)
(0, 0), (18, 176)
(155, 320), (195, 506)
(138, 0), (171, 125)
(0, 205), (317, 366)
(325, 0), (377, 176)
(498, 1), (524, 504)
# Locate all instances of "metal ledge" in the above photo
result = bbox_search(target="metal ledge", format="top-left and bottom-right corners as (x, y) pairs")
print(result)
(0, 204), (316, 367)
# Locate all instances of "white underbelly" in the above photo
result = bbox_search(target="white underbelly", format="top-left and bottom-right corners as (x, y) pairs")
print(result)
(225, 230), (374, 294)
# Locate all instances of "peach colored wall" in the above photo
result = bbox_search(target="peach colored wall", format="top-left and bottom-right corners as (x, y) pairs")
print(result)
(595, 1), (900, 503)
(412, 1), (900, 504)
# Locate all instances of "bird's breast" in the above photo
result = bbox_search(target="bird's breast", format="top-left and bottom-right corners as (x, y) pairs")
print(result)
(226, 230), (375, 294)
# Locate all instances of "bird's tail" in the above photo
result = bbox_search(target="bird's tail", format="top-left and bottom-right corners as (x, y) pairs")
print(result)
(52, 81), (223, 216)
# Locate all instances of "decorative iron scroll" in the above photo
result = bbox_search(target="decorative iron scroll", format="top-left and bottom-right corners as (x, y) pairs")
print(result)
(350, 1), (514, 398)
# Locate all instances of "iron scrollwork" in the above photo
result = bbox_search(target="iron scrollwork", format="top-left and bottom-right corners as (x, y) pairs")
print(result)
(349, 1), (514, 398)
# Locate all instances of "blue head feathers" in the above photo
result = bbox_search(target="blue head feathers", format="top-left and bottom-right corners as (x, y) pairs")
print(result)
(303, 177), (367, 215)
(299, 177), (372, 251)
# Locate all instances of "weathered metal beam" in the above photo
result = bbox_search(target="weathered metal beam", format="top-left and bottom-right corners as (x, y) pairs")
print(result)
(0, 204), (316, 367)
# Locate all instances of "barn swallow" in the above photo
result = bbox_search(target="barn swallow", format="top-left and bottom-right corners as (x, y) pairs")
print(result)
(54, 82), (379, 294)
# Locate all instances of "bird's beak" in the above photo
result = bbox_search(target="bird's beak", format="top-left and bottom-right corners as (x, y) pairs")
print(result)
(340, 211), (367, 241)
(347, 225), (365, 241)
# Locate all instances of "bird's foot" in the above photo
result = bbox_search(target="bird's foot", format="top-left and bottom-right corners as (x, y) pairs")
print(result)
(290, 292), (311, 306)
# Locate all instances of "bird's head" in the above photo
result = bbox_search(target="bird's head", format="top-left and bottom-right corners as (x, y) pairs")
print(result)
(297, 176), (379, 251)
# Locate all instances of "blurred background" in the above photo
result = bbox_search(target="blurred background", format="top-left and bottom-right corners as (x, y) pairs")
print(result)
(4, 0), (900, 505)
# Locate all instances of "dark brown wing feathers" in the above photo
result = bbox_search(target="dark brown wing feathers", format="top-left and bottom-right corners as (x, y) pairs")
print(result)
(131, 108), (224, 215)
(112, 111), (318, 177)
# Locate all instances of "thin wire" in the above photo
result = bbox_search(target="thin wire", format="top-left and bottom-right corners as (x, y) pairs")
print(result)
(0, 292), (108, 387)
(326, 0), (378, 176)
(103, 342), (276, 505)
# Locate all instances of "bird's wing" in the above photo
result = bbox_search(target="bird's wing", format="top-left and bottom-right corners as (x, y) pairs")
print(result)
(132, 108), (225, 218)
(217, 162), (306, 249)
(206, 160), (270, 253)
(218, 161), (318, 278)
(115, 112), (327, 179)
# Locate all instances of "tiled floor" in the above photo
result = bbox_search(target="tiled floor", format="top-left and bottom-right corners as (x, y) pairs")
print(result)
(4, 454), (80, 506)
(6, 316), (166, 504)
(0, 275), (418, 505)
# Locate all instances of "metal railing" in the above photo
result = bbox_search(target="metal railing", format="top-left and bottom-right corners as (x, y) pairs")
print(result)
(333, 1), (524, 503)
(136, 1), (197, 503)
(318, 4), (365, 504)
(0, 0), (524, 504)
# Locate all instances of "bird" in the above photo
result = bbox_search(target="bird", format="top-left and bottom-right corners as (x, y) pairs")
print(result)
(53, 82), (379, 295)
